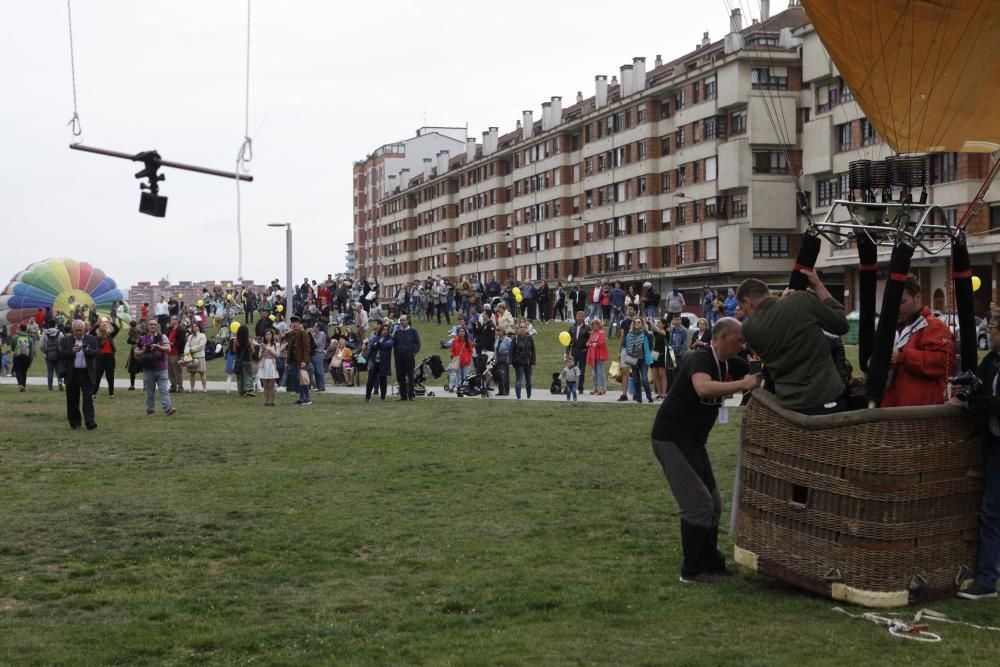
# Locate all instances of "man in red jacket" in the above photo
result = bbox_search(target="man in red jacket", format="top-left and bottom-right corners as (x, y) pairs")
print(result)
(881, 276), (955, 407)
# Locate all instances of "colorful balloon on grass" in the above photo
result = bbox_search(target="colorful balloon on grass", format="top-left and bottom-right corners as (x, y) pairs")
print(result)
(0, 258), (123, 326)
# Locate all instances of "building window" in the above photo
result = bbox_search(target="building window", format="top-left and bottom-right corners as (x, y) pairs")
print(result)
(660, 245), (671, 267)
(661, 208), (672, 228)
(676, 127), (686, 148)
(637, 141), (647, 161)
(677, 165), (686, 187)
(930, 153), (958, 184)
(704, 77), (717, 101)
(585, 157), (593, 175)
(753, 234), (790, 258)
(639, 248), (648, 268)
(660, 136), (671, 155)
(660, 100), (671, 119)
(676, 204), (686, 225)
(816, 81), (839, 113)
(660, 171), (671, 193)
(837, 122), (853, 152)
(731, 194), (747, 218)
(637, 213), (647, 233)
(751, 65), (788, 90)
(816, 175), (841, 207)
(839, 78), (854, 103)
(638, 176), (647, 195)
(731, 110), (747, 135)
(675, 88), (686, 110)
(677, 243), (686, 264)
(637, 106), (646, 124)
(991, 204), (1000, 230)
(705, 156), (717, 181)
(752, 150), (788, 174)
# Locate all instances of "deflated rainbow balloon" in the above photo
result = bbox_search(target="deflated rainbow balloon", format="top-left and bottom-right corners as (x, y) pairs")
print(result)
(0, 258), (123, 325)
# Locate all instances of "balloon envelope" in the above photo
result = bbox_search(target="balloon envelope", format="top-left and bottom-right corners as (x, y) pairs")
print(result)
(196, 299), (204, 307)
(515, 294), (523, 303)
(0, 257), (123, 326)
(230, 322), (240, 334)
(277, 304), (284, 312)
(512, 287), (521, 297)
(558, 331), (571, 346)
(972, 275), (983, 292)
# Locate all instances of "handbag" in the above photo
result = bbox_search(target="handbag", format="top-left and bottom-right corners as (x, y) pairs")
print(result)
(331, 356), (343, 369)
(621, 352), (638, 368)
(299, 368), (311, 385)
(608, 360), (621, 382)
(447, 356), (461, 372)
(182, 351), (194, 365)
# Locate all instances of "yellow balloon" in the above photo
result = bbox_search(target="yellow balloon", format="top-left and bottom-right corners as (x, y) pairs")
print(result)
(226, 282), (233, 289)
(230, 322), (240, 334)
(972, 275), (982, 292)
(177, 293), (183, 299)
(277, 304), (284, 312)
(196, 299), (204, 307)
(558, 331), (571, 347)
(515, 293), (523, 303)
(512, 287), (521, 297)
(269, 314), (276, 321)
(226, 294), (233, 301)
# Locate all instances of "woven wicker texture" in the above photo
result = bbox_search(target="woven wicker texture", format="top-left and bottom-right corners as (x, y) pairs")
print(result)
(736, 391), (985, 602)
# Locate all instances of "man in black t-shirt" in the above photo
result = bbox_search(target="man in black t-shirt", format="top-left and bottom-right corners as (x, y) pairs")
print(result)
(650, 317), (760, 584)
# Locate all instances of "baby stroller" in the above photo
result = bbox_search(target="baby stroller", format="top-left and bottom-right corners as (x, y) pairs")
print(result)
(456, 356), (499, 398)
(413, 354), (445, 397)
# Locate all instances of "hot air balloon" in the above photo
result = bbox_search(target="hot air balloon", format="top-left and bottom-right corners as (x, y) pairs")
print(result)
(0, 258), (124, 326)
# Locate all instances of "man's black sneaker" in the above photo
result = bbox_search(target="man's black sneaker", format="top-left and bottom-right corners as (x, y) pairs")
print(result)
(957, 583), (998, 600)
(679, 574), (716, 584)
(301, 400), (313, 406)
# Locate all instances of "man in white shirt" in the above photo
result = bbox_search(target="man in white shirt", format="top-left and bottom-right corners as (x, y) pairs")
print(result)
(155, 297), (170, 332)
(57, 319), (98, 430)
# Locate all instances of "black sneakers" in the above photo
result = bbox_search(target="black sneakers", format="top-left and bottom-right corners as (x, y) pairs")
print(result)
(957, 583), (998, 600)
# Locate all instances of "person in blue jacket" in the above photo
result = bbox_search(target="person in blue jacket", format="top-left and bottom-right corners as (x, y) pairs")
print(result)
(364, 323), (395, 401)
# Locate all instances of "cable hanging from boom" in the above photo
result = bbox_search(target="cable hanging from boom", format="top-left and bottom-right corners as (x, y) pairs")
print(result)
(65, 0), (83, 142)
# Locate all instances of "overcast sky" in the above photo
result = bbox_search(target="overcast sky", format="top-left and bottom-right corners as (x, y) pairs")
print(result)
(1, 1), (750, 293)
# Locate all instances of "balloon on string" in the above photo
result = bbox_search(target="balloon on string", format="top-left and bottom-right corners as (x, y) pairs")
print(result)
(177, 293), (183, 299)
(512, 287), (521, 297)
(226, 294), (233, 301)
(558, 331), (571, 347)
(269, 314), (276, 321)
(226, 282), (233, 289)
(277, 304), (284, 312)
(515, 293), (523, 303)
(196, 299), (204, 308)
(972, 275), (982, 292)
(230, 321), (240, 334)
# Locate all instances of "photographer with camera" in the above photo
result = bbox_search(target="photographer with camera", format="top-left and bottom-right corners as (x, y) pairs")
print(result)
(952, 312), (1000, 600)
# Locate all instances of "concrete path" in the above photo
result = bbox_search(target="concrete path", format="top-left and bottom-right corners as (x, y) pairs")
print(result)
(1, 374), (744, 406)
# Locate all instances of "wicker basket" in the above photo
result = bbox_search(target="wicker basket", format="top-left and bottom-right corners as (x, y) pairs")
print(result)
(734, 390), (985, 607)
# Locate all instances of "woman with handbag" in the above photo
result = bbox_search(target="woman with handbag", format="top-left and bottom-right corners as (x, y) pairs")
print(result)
(586, 318), (609, 395)
(184, 321), (208, 393)
(624, 317), (654, 403)
(651, 318), (669, 400)
(125, 320), (145, 391)
(258, 328), (281, 406)
(447, 326), (474, 392)
(329, 339), (346, 385)
(92, 318), (120, 398)
(364, 323), (394, 401)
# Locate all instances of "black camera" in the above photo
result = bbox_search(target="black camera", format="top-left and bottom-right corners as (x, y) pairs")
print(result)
(748, 359), (762, 375)
(950, 370), (982, 402)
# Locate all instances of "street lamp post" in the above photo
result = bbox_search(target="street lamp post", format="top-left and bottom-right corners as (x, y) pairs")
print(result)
(267, 223), (293, 303)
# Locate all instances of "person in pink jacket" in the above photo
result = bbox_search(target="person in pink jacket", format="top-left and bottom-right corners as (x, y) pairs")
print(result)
(586, 318), (609, 395)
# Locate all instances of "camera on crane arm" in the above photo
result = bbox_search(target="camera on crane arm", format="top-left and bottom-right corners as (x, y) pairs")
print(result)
(133, 150), (167, 217)
(950, 370), (983, 402)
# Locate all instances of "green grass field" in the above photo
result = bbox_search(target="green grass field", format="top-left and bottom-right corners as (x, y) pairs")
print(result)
(3, 382), (1000, 664)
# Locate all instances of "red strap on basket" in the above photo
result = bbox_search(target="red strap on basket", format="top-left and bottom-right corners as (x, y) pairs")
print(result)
(793, 263), (809, 272)
(889, 272), (908, 282)
(859, 263), (878, 271)
(953, 269), (973, 279)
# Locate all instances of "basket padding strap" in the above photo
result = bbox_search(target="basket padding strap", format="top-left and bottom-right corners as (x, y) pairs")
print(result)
(952, 269), (973, 279)
(952, 235), (978, 372)
(788, 234), (822, 291)
(867, 243), (914, 404)
(857, 237), (878, 373)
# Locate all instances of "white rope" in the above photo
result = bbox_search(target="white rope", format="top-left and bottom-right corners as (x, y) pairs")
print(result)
(65, 0), (83, 142)
(834, 605), (1000, 643)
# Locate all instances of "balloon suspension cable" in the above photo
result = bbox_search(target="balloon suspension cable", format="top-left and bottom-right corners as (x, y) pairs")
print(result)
(234, 0), (254, 282)
(65, 0), (83, 142)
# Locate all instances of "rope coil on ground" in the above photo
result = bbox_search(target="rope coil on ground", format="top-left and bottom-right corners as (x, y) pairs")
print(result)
(833, 606), (1000, 643)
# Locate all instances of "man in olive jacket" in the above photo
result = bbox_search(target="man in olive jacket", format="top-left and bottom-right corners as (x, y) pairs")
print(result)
(737, 270), (849, 415)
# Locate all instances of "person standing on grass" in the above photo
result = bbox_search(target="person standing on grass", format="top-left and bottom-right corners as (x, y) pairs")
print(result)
(166, 317), (186, 393)
(258, 328), (281, 406)
(9, 324), (34, 391)
(624, 317), (654, 404)
(364, 323), (394, 401)
(310, 322), (327, 392)
(137, 320), (176, 417)
(494, 327), (512, 396)
(88, 318), (116, 399)
(561, 356), (580, 401)
(232, 325), (256, 398)
(58, 319), (98, 430)
(392, 314), (420, 401)
(41, 319), (64, 391)
(586, 318), (608, 396)
(617, 305), (637, 402)
(155, 296), (169, 332)
(286, 316), (316, 405)
(567, 311), (590, 393)
(125, 320), (144, 391)
(184, 321), (208, 393)
(511, 321), (536, 399)
(651, 317), (760, 584)
(448, 326), (474, 392)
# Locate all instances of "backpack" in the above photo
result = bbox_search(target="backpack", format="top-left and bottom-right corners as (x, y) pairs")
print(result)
(44, 331), (60, 361)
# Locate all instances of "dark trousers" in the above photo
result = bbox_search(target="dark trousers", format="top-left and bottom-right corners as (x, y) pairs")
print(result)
(66, 368), (95, 428)
(396, 353), (416, 399)
(246, 307), (255, 323)
(436, 303), (450, 325)
(94, 354), (116, 395)
(496, 361), (510, 395)
(572, 349), (588, 391)
(157, 314), (169, 332)
(652, 438), (725, 578)
(12, 356), (30, 387)
(976, 440), (1000, 589)
(366, 372), (387, 400)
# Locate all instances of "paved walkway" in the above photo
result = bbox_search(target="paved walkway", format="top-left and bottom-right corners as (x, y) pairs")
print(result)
(1, 374), (744, 406)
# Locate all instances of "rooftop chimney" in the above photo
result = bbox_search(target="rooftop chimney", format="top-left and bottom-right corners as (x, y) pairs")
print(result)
(611, 75), (618, 87)
(466, 137), (476, 162)
(422, 157), (433, 179)
(399, 168), (410, 187)
(551, 96), (562, 127)
(730, 8), (743, 33)
(485, 127), (498, 155)
(595, 75), (608, 108)
(702, 31), (710, 47)
(576, 90), (583, 103)
(522, 110), (533, 140)
(633, 57), (646, 92)
(541, 101), (552, 131)
(761, 0), (770, 21)
(655, 54), (663, 68)
(437, 150), (450, 174)
(620, 64), (634, 97)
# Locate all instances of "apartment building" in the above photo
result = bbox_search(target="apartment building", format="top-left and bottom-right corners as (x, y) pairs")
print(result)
(353, 127), (468, 280)
(365, 2), (1000, 316)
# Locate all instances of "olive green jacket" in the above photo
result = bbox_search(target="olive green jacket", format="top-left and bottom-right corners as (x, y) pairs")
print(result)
(743, 291), (849, 410)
